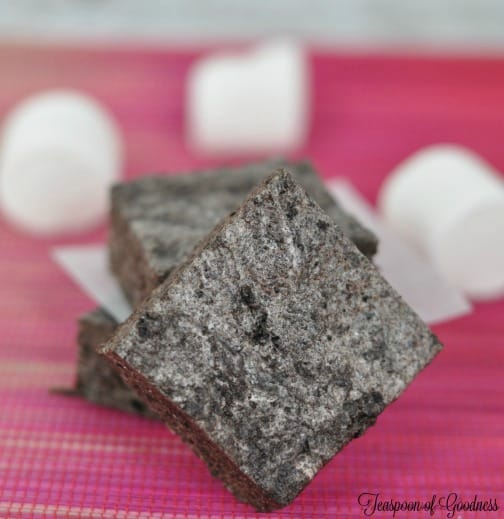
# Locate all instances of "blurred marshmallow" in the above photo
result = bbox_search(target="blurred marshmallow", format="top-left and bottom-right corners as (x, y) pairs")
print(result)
(378, 144), (504, 300)
(0, 90), (122, 236)
(187, 39), (309, 154)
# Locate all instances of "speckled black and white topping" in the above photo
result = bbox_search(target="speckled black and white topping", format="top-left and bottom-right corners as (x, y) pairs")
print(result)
(109, 158), (377, 305)
(102, 169), (441, 511)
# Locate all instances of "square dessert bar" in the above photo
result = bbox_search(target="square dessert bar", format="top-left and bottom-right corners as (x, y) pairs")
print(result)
(102, 169), (442, 510)
(110, 158), (377, 305)
(77, 160), (376, 414)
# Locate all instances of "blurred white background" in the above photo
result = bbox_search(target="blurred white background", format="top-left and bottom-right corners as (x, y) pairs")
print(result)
(1, 0), (504, 51)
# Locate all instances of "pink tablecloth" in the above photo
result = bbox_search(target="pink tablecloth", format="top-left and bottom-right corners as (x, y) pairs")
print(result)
(0, 43), (503, 518)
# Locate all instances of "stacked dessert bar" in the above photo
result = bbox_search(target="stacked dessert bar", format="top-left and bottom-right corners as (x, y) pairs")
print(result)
(69, 159), (441, 511)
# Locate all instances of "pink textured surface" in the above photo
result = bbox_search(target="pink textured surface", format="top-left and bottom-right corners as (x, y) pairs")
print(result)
(0, 43), (503, 518)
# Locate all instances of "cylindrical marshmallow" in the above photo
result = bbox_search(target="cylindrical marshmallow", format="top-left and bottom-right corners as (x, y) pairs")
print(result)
(0, 90), (122, 235)
(187, 39), (309, 154)
(378, 144), (504, 300)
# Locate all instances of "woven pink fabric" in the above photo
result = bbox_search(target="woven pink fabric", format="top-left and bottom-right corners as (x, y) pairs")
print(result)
(0, 43), (503, 518)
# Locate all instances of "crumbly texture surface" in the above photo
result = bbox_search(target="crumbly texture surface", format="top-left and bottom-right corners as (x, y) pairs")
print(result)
(109, 158), (377, 305)
(75, 308), (156, 418)
(102, 169), (441, 511)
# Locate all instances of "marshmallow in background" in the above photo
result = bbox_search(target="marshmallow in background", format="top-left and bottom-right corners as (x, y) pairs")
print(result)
(379, 144), (504, 300)
(187, 39), (309, 154)
(0, 90), (122, 236)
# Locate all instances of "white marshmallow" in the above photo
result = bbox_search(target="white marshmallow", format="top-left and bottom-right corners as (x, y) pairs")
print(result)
(378, 144), (504, 300)
(187, 39), (309, 154)
(0, 90), (122, 235)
